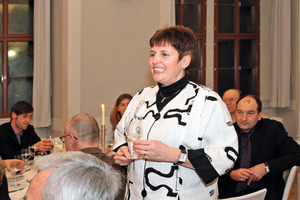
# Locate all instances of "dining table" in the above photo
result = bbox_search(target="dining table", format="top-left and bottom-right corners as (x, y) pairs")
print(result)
(7, 160), (37, 200)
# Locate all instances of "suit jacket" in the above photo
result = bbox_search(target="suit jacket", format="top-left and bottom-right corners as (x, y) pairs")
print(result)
(0, 122), (40, 159)
(80, 147), (126, 200)
(218, 118), (300, 200)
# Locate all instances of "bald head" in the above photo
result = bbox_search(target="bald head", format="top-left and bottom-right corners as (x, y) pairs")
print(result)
(64, 113), (100, 151)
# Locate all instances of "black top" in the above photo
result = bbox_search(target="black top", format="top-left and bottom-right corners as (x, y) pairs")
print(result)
(156, 75), (189, 111)
(0, 122), (41, 159)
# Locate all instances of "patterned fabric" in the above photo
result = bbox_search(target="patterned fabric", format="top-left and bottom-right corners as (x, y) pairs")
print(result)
(114, 82), (238, 200)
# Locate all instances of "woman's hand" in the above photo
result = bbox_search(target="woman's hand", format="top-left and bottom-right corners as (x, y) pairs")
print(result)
(133, 140), (180, 163)
(113, 146), (134, 166)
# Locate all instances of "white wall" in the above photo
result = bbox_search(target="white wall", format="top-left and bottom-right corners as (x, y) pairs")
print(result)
(50, 0), (299, 139)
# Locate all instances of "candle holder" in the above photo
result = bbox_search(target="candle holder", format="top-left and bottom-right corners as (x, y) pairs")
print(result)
(101, 125), (106, 153)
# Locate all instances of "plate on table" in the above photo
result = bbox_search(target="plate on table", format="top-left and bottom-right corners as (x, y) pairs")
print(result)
(6, 174), (24, 183)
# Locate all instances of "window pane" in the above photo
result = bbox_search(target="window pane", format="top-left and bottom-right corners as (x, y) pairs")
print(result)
(8, 0), (34, 34)
(183, 3), (202, 33)
(8, 77), (32, 110)
(8, 42), (33, 76)
(218, 0), (234, 4)
(187, 69), (203, 84)
(218, 5), (234, 33)
(218, 40), (235, 68)
(240, 39), (257, 68)
(187, 40), (202, 84)
(240, 5), (256, 33)
(183, 0), (202, 3)
(241, 0), (257, 6)
(218, 69), (234, 96)
(239, 68), (257, 95)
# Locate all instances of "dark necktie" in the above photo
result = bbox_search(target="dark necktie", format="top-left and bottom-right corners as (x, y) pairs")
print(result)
(236, 132), (252, 193)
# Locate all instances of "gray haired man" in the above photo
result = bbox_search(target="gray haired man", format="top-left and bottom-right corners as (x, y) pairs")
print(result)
(25, 151), (122, 200)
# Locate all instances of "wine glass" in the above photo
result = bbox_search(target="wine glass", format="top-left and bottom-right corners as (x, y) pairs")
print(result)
(21, 148), (31, 169)
(36, 151), (47, 159)
(29, 145), (39, 160)
(51, 137), (64, 152)
(126, 116), (143, 159)
(10, 155), (22, 187)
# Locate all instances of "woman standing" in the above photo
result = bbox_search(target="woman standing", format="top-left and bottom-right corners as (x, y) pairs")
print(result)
(114, 26), (238, 199)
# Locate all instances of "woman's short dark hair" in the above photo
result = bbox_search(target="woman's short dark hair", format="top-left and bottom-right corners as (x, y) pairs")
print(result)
(149, 25), (197, 61)
(10, 101), (33, 117)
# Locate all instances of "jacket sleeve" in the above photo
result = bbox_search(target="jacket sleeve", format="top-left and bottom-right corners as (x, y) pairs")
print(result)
(188, 93), (239, 184)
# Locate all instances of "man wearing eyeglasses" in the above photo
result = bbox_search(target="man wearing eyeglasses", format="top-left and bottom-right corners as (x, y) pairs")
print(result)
(62, 113), (126, 200)
(0, 101), (53, 159)
(222, 89), (241, 122)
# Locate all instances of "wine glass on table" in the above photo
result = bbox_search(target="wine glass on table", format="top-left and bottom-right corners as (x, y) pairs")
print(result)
(126, 116), (143, 159)
(10, 155), (22, 187)
(29, 145), (39, 160)
(21, 148), (31, 170)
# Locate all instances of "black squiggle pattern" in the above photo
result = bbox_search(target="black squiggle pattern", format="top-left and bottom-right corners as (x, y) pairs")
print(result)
(144, 100), (156, 109)
(163, 105), (193, 126)
(185, 88), (199, 105)
(225, 146), (238, 163)
(145, 166), (179, 197)
(205, 96), (217, 102)
(144, 110), (156, 120)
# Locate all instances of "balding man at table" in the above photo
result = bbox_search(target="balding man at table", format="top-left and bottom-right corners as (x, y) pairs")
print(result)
(62, 113), (126, 200)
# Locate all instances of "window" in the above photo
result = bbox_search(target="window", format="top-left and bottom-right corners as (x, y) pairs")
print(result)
(176, 0), (206, 85)
(214, 0), (259, 96)
(0, 0), (33, 117)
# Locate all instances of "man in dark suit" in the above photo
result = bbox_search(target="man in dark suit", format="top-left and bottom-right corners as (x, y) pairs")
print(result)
(0, 101), (53, 159)
(218, 95), (300, 200)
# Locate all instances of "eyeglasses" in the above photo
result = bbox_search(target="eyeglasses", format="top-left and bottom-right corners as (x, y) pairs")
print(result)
(223, 97), (237, 103)
(59, 134), (78, 143)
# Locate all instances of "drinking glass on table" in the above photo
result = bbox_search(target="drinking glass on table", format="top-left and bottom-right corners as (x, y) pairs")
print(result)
(50, 137), (64, 152)
(21, 148), (31, 169)
(10, 155), (22, 187)
(126, 116), (143, 159)
(29, 145), (39, 160)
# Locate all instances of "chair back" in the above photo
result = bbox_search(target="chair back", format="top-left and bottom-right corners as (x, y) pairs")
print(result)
(219, 188), (267, 200)
(282, 166), (297, 200)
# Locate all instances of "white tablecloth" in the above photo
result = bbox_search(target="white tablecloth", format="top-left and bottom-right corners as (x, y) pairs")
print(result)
(7, 162), (37, 200)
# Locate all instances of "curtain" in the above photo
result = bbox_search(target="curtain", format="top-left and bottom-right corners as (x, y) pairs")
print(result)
(32, 0), (51, 127)
(269, 0), (291, 108)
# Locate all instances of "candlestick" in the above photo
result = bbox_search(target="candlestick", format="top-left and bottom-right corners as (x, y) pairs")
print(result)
(101, 104), (105, 126)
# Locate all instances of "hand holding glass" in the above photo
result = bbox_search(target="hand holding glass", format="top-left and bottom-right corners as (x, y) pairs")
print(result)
(10, 155), (22, 187)
(126, 117), (143, 159)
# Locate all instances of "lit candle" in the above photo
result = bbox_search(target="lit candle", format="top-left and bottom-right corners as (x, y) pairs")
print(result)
(101, 104), (105, 126)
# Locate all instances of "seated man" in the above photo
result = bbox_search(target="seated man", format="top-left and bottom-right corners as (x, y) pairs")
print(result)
(25, 151), (122, 200)
(218, 95), (300, 200)
(63, 113), (126, 200)
(222, 89), (241, 122)
(0, 101), (53, 159)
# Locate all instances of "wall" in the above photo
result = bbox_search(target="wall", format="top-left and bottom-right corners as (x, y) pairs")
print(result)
(50, 0), (299, 139)
(50, 0), (173, 136)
